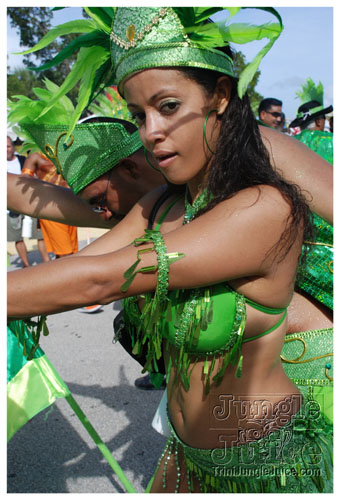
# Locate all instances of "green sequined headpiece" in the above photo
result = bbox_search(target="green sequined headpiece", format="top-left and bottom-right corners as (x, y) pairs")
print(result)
(7, 79), (142, 194)
(110, 7), (235, 93)
(17, 7), (283, 136)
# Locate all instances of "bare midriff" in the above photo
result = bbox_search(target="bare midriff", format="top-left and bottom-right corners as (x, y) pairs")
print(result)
(165, 320), (301, 450)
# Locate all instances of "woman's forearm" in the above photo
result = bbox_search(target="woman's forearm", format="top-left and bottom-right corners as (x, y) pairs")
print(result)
(7, 255), (119, 318)
(7, 245), (158, 319)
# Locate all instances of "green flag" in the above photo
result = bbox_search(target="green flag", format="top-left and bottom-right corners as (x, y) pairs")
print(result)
(7, 320), (136, 492)
(7, 321), (70, 441)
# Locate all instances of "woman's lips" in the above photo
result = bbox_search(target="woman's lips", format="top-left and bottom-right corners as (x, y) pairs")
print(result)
(156, 153), (177, 168)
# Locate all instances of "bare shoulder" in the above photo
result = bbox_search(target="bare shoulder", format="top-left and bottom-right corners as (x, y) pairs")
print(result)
(259, 125), (295, 162)
(202, 185), (296, 260)
(259, 124), (289, 147)
(217, 184), (292, 222)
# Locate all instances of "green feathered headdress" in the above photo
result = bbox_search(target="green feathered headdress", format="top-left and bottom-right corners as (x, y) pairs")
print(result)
(7, 78), (142, 194)
(88, 85), (132, 121)
(15, 7), (283, 138)
(296, 77), (324, 107)
(289, 78), (333, 128)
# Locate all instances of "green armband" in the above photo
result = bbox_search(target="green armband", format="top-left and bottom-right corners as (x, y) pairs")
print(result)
(121, 229), (185, 301)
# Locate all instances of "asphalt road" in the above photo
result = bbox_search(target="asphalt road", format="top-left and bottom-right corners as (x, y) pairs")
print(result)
(7, 245), (167, 493)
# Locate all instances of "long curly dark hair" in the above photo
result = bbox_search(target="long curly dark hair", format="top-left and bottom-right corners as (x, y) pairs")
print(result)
(177, 56), (312, 262)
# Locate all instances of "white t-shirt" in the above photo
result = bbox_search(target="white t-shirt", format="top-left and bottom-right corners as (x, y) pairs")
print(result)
(7, 155), (22, 175)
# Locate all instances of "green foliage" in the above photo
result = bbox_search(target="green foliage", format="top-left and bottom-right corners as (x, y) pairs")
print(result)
(7, 7), (81, 104)
(7, 68), (43, 100)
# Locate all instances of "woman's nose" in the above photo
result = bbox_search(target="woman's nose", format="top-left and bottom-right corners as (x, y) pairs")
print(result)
(143, 113), (166, 150)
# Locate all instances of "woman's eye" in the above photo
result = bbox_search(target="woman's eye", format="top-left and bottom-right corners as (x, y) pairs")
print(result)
(161, 101), (180, 114)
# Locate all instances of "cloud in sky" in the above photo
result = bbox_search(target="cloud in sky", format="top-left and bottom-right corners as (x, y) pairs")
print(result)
(267, 76), (306, 92)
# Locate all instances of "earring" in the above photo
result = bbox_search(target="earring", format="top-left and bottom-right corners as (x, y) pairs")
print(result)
(144, 147), (160, 171)
(203, 109), (217, 155)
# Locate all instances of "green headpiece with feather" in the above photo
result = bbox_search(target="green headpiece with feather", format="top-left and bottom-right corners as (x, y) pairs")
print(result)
(289, 77), (333, 128)
(7, 79), (142, 194)
(16, 7), (283, 138)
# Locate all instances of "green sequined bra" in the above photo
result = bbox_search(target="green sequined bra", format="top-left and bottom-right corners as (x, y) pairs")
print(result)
(122, 189), (287, 393)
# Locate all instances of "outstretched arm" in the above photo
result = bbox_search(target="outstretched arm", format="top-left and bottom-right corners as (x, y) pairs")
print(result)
(260, 126), (333, 224)
(8, 185), (297, 318)
(7, 173), (114, 229)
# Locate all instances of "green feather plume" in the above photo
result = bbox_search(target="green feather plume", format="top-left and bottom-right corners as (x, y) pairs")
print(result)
(173, 7), (283, 98)
(7, 78), (76, 153)
(296, 78), (324, 105)
(13, 6), (283, 136)
(88, 86), (133, 121)
(14, 8), (116, 140)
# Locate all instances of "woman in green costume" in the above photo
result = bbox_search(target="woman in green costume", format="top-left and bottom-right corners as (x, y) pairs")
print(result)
(8, 7), (332, 493)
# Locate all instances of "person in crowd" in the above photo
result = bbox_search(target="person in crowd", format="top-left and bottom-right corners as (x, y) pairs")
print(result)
(20, 153), (79, 259)
(258, 97), (283, 129)
(289, 78), (333, 164)
(7, 7), (333, 493)
(328, 112), (333, 133)
(7, 135), (50, 266)
(276, 112), (288, 133)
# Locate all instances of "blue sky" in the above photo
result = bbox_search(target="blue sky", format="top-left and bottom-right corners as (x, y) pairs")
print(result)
(6, 5), (334, 121)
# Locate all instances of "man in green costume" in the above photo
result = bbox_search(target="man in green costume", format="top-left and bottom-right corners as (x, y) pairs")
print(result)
(289, 78), (333, 164)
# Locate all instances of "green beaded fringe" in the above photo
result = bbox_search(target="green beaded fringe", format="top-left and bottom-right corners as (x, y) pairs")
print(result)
(123, 284), (247, 394)
(9, 316), (49, 360)
(121, 229), (184, 374)
(156, 407), (333, 493)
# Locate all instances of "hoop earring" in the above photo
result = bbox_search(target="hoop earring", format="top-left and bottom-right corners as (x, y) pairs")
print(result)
(144, 147), (160, 172)
(203, 109), (217, 155)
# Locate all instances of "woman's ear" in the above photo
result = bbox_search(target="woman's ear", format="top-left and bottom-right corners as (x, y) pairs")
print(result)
(215, 76), (232, 116)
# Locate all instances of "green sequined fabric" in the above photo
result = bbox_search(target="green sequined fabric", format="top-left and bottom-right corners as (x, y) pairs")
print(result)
(122, 188), (246, 393)
(21, 123), (142, 194)
(110, 7), (234, 92)
(294, 129), (333, 165)
(281, 327), (333, 424)
(123, 284), (246, 394)
(155, 404), (333, 493)
(296, 213), (333, 310)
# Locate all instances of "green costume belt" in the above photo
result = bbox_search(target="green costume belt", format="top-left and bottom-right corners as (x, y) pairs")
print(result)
(281, 327), (333, 425)
(153, 404), (333, 493)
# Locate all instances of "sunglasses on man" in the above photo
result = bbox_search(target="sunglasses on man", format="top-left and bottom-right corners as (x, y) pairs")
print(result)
(91, 171), (112, 213)
(266, 111), (283, 119)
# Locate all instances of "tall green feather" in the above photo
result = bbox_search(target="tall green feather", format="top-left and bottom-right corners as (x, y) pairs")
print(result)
(174, 7), (283, 98)
(296, 78), (324, 105)
(14, 20), (97, 55)
(12, 6), (283, 135)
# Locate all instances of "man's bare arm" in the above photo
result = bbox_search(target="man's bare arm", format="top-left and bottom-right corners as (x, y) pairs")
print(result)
(7, 173), (115, 229)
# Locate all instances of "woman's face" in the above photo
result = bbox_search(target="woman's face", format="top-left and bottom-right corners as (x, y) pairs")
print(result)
(124, 68), (221, 187)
